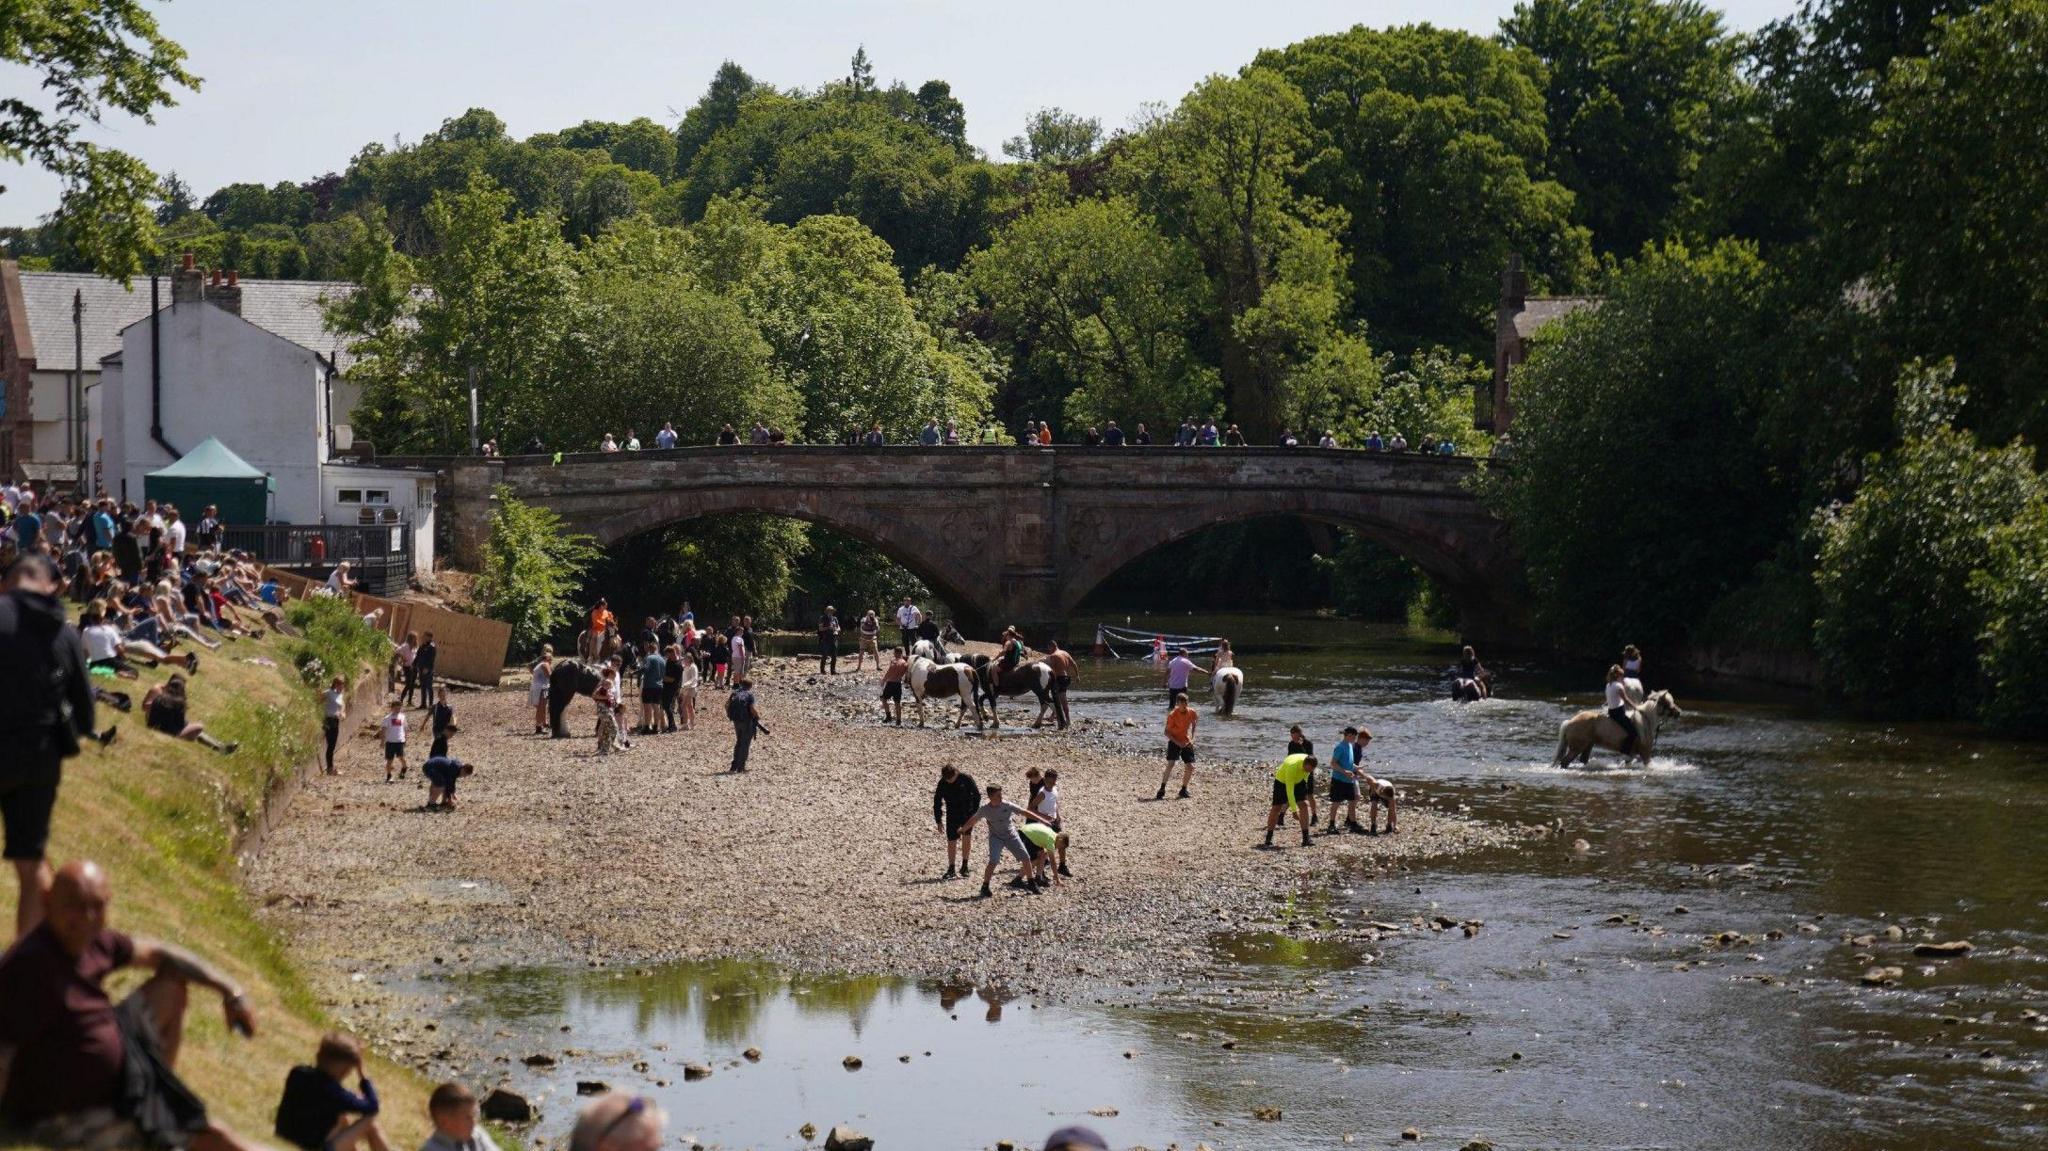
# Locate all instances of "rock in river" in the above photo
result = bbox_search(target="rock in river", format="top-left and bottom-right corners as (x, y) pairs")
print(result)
(824, 1125), (874, 1151)
(480, 1088), (532, 1123)
(842, 1055), (864, 1071)
(574, 1080), (608, 1096)
(1913, 940), (1975, 958)
(682, 1062), (712, 1081)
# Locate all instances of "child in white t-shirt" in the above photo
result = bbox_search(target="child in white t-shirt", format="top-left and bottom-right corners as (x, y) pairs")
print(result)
(381, 699), (408, 782)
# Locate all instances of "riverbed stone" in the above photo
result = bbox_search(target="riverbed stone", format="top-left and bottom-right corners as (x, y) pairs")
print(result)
(841, 1055), (863, 1070)
(480, 1088), (532, 1122)
(574, 1080), (608, 1095)
(823, 1126), (873, 1151)
(683, 1062), (712, 1080)
(743, 1046), (762, 1061)
(1913, 940), (1974, 958)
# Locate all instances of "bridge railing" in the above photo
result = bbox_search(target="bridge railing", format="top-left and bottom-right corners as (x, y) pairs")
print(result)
(383, 444), (1504, 469)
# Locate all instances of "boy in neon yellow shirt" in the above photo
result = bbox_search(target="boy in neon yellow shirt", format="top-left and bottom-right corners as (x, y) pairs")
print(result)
(1262, 753), (1317, 849)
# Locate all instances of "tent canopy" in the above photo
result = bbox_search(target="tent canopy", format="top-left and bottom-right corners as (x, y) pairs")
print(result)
(144, 437), (272, 525)
(147, 437), (271, 483)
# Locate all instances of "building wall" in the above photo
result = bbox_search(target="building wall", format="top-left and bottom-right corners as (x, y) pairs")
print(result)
(103, 302), (327, 520)
(0, 261), (32, 479)
(27, 367), (91, 465)
(321, 464), (437, 573)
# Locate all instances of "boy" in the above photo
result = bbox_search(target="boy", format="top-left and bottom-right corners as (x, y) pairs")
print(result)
(381, 699), (408, 782)
(428, 686), (456, 759)
(1019, 821), (1069, 889)
(957, 783), (1053, 898)
(274, 1032), (389, 1151)
(421, 1082), (500, 1151)
(422, 756), (474, 810)
(1262, 754), (1317, 849)
(1157, 691), (1197, 799)
(1327, 726), (1367, 834)
(880, 647), (909, 725)
(1360, 761), (1398, 835)
(932, 763), (979, 878)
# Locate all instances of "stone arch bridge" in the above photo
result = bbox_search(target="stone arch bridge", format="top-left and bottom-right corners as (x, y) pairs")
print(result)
(430, 446), (1522, 641)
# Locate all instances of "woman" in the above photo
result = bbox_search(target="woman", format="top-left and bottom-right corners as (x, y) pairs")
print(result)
(599, 433), (620, 453)
(529, 644), (554, 735)
(855, 608), (881, 672)
(322, 675), (347, 773)
(1621, 644), (1645, 688)
(717, 423), (740, 446)
(660, 643), (685, 732)
(144, 675), (237, 754)
(1456, 645), (1491, 700)
(395, 632), (419, 707)
(1133, 423), (1152, 445)
(1037, 421), (1053, 445)
(1605, 664), (1639, 758)
(943, 421), (961, 445)
(1214, 639), (1236, 669)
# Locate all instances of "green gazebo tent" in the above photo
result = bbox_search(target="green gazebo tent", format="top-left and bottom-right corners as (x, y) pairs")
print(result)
(144, 437), (272, 525)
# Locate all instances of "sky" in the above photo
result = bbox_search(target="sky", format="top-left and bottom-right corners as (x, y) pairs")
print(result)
(1, 0), (1799, 227)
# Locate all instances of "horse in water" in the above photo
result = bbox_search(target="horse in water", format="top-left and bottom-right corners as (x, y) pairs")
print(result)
(971, 655), (1056, 728)
(1553, 690), (1683, 767)
(908, 656), (977, 728)
(1212, 666), (1244, 715)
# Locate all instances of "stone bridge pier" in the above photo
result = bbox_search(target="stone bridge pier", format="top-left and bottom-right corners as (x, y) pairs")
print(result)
(434, 446), (1525, 643)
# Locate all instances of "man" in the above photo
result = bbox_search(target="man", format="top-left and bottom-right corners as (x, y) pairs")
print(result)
(1157, 691), (1197, 800)
(1, 554), (97, 936)
(1327, 726), (1368, 835)
(11, 502), (42, 554)
(654, 422), (678, 450)
(163, 508), (187, 557)
(194, 505), (222, 553)
(638, 643), (666, 735)
(414, 632), (438, 711)
(1263, 754), (1317, 849)
(567, 1091), (666, 1151)
(918, 419), (941, 447)
(1042, 638), (1076, 729)
(932, 764), (979, 879)
(1161, 647), (1206, 709)
(90, 500), (117, 552)
(726, 677), (766, 773)
(879, 647), (909, 725)
(853, 608), (881, 672)
(895, 597), (922, 652)
(956, 783), (1052, 898)
(0, 860), (262, 1151)
(816, 606), (841, 674)
(1103, 420), (1124, 447)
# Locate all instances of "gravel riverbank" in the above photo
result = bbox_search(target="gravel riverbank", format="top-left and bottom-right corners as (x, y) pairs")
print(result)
(251, 656), (1532, 1003)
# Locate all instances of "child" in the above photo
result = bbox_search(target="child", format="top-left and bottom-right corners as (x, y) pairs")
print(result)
(381, 699), (408, 782)
(422, 756), (474, 810)
(274, 1032), (389, 1151)
(1019, 821), (1069, 889)
(1327, 726), (1368, 835)
(428, 686), (456, 760)
(880, 647), (909, 725)
(1262, 753), (1317, 849)
(323, 675), (347, 774)
(1157, 691), (1197, 799)
(420, 1082), (501, 1151)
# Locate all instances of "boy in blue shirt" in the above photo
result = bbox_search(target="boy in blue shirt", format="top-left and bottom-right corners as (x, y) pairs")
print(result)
(1327, 726), (1369, 835)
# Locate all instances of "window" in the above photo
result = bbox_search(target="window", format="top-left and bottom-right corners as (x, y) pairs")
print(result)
(364, 489), (390, 505)
(336, 489), (362, 504)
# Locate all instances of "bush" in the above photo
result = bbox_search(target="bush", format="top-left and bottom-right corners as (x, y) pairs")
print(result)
(284, 595), (391, 687)
(1975, 511), (2048, 734)
(475, 486), (602, 654)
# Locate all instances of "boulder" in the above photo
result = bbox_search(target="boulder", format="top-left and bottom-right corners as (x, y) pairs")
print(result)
(1253, 1107), (1283, 1121)
(1913, 940), (1974, 958)
(743, 1046), (762, 1062)
(842, 1055), (864, 1071)
(575, 1080), (609, 1096)
(479, 1088), (532, 1123)
(824, 1126), (874, 1151)
(683, 1062), (712, 1081)
(1403, 1127), (1423, 1140)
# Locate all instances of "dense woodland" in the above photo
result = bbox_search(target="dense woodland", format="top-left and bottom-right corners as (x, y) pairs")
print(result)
(11, 0), (2048, 729)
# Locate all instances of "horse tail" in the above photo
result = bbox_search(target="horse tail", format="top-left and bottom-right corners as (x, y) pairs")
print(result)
(1220, 675), (1239, 714)
(1553, 722), (1572, 768)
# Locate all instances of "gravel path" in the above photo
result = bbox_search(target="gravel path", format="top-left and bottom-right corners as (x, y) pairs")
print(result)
(250, 657), (1527, 998)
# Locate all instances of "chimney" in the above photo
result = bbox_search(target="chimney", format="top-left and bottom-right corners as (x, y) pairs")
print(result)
(171, 252), (204, 305)
(1500, 253), (1528, 311)
(211, 268), (242, 316)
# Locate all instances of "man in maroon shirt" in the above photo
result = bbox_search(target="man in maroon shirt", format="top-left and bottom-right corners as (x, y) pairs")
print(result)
(0, 860), (262, 1149)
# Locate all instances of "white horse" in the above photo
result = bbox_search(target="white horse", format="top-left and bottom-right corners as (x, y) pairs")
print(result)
(1212, 666), (1244, 715)
(908, 655), (977, 728)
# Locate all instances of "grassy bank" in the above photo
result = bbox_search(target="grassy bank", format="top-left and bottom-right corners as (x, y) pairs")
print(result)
(0, 600), (440, 1148)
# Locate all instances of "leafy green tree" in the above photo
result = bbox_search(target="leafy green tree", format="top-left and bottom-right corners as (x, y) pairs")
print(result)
(0, 0), (198, 278)
(596, 514), (809, 624)
(1258, 24), (1591, 353)
(477, 486), (602, 655)
(1501, 0), (1740, 256)
(673, 61), (764, 176)
(1001, 108), (1103, 163)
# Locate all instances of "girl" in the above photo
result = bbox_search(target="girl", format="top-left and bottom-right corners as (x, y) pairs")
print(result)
(381, 699), (407, 781)
(678, 641), (700, 730)
(1621, 644), (1645, 688)
(662, 643), (685, 733)
(322, 675), (346, 773)
(529, 644), (553, 735)
(1605, 665), (1639, 758)
(143, 675), (237, 754)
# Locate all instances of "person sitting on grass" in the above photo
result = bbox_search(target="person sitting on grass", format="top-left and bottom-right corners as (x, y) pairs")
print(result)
(143, 675), (238, 755)
(421, 756), (474, 811)
(420, 1082), (500, 1151)
(274, 1032), (389, 1151)
(0, 860), (264, 1151)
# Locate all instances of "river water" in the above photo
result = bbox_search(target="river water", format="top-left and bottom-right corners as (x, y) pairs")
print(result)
(438, 614), (2045, 1150)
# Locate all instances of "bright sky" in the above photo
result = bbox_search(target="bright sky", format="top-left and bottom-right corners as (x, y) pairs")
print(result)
(0, 0), (1798, 226)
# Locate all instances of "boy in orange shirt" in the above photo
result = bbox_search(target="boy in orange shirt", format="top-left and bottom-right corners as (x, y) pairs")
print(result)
(1156, 691), (1198, 799)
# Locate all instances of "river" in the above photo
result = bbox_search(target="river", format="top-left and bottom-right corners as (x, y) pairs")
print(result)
(434, 614), (2045, 1150)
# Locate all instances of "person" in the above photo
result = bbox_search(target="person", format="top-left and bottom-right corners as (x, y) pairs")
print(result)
(1286, 724), (1318, 828)
(1044, 1126), (1109, 1151)
(957, 783), (1051, 898)
(880, 647), (909, 725)
(529, 645), (553, 736)
(1032, 768), (1070, 878)
(1036, 421), (1053, 445)
(716, 423), (739, 446)
(413, 632), (438, 712)
(659, 644), (683, 733)
(636, 645), (665, 736)
(1043, 638), (1076, 729)
(726, 677), (765, 773)
(709, 625), (730, 689)
(919, 419), (941, 447)
(1157, 691), (1198, 800)
(1365, 430), (1384, 451)
(727, 624), (748, 684)
(80, 600), (145, 678)
(653, 422), (678, 450)
(1389, 431), (1408, 452)
(428, 686), (457, 759)
(1605, 664), (1638, 757)
(274, 1032), (388, 1151)
(594, 657), (624, 755)
(1360, 756), (1398, 835)
(0, 859), (261, 1151)
(1083, 426), (1102, 446)
(932, 764), (979, 878)
(588, 599), (617, 646)
(323, 676), (347, 774)
(1456, 644), (1492, 699)
(325, 561), (356, 597)
(1277, 427), (1297, 447)
(1327, 726), (1368, 834)
(1175, 418), (1196, 447)
(1103, 420), (1124, 447)
(381, 698), (408, 782)
(421, 756), (474, 811)
(1263, 753), (1317, 849)
(1132, 422), (1152, 445)
(862, 422), (885, 447)
(0, 554), (99, 937)
(91, 500), (118, 552)
(996, 625), (1026, 675)
(421, 1082), (500, 1151)
(853, 608), (880, 672)
(895, 597), (922, 651)
(1200, 419), (1220, 446)
(1214, 638), (1236, 669)
(396, 632), (420, 708)
(599, 433), (619, 453)
(1018, 821), (1068, 890)
(144, 676), (237, 755)
(622, 429), (641, 451)
(1161, 647), (1206, 708)
(1621, 644), (1645, 688)
(567, 1091), (666, 1151)
(816, 605), (841, 674)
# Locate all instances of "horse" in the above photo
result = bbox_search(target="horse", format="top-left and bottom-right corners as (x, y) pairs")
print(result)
(911, 638), (956, 664)
(1450, 677), (1486, 703)
(908, 656), (977, 728)
(971, 655), (1056, 728)
(546, 658), (606, 738)
(1213, 666), (1244, 715)
(1553, 690), (1683, 767)
(577, 627), (623, 666)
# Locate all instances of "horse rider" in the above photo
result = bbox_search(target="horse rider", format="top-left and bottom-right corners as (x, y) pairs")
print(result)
(1605, 665), (1639, 757)
(997, 627), (1026, 675)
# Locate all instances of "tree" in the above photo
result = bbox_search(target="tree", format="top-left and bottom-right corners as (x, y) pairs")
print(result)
(0, 0), (198, 278)
(477, 487), (601, 655)
(1500, 0), (1741, 255)
(847, 46), (876, 95)
(673, 61), (763, 176)
(1001, 108), (1103, 163)
(1257, 24), (1591, 353)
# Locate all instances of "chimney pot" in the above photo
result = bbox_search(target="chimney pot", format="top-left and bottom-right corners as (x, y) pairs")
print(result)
(181, 252), (195, 271)
(227, 270), (239, 287)
(210, 268), (222, 287)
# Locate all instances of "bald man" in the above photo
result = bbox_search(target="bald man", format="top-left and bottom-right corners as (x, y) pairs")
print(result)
(0, 860), (262, 1150)
(567, 1092), (667, 1151)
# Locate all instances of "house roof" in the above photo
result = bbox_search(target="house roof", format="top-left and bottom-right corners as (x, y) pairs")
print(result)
(1512, 295), (1601, 340)
(146, 436), (267, 479)
(16, 270), (360, 372)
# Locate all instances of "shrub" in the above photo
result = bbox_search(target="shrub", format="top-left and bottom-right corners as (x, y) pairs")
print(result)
(284, 595), (391, 687)
(475, 486), (601, 654)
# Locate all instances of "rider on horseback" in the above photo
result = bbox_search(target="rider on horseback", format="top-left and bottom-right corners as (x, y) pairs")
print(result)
(1604, 665), (1639, 756)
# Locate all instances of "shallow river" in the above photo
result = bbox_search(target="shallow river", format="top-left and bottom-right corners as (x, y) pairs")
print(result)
(438, 615), (2045, 1150)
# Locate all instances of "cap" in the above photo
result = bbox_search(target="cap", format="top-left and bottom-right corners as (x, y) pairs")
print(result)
(1044, 1127), (1109, 1151)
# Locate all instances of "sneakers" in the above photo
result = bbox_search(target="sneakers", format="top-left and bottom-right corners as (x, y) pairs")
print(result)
(1177, 788), (1191, 800)
(1155, 787), (1167, 800)
(1346, 820), (1368, 834)
(1057, 864), (1073, 878)
(96, 726), (119, 747)
(1300, 833), (1314, 848)
(944, 866), (956, 879)
(978, 885), (993, 899)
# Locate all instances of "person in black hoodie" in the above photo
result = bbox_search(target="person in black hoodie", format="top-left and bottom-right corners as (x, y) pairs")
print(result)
(413, 633), (438, 711)
(932, 764), (980, 879)
(274, 1033), (387, 1151)
(0, 553), (103, 937)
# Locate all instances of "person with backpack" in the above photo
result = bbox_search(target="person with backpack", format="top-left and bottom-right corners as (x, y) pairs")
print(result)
(726, 678), (767, 773)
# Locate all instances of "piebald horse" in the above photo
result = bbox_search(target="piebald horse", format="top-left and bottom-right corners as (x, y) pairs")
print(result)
(1212, 666), (1244, 715)
(908, 656), (977, 728)
(972, 655), (1056, 729)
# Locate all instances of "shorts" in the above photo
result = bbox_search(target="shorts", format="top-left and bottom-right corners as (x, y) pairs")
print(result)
(641, 687), (663, 704)
(945, 812), (973, 841)
(881, 681), (904, 703)
(988, 829), (1030, 865)
(1165, 742), (1194, 764)
(528, 681), (548, 707)
(1330, 777), (1358, 803)
(1166, 687), (1188, 707)
(424, 765), (459, 794)
(384, 741), (405, 761)
(860, 634), (879, 653)
(1271, 779), (1308, 807)
(1, 757), (62, 860)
